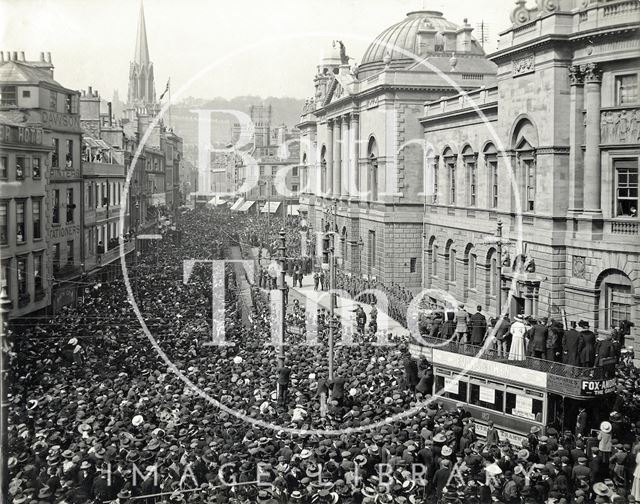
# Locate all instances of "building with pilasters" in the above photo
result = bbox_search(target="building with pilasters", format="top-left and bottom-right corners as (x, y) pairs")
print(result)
(420, 0), (639, 351)
(297, 11), (496, 287)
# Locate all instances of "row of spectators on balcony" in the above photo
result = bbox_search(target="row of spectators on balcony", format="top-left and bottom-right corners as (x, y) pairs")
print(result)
(419, 305), (633, 368)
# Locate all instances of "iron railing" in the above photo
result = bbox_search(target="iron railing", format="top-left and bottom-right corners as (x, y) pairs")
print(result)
(414, 335), (607, 380)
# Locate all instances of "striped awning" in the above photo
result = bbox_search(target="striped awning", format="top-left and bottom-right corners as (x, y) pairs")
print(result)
(238, 200), (256, 212)
(261, 201), (281, 214)
(230, 198), (245, 211)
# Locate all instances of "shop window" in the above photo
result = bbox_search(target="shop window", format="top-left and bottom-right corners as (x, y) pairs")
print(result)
(53, 189), (60, 224)
(34, 254), (43, 295)
(52, 138), (59, 167)
(66, 140), (73, 167)
(67, 240), (74, 265)
(53, 243), (60, 272)
(17, 256), (27, 296)
(16, 156), (25, 180)
(66, 188), (74, 223)
(0, 157), (7, 179)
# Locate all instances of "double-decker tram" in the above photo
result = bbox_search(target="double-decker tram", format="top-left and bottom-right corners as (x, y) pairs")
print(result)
(410, 337), (616, 445)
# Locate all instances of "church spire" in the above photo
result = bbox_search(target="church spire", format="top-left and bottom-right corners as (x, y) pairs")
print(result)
(134, 0), (150, 66)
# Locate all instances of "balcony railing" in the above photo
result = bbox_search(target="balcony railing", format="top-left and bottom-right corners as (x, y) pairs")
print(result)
(97, 240), (135, 266)
(606, 218), (639, 235)
(412, 336), (607, 380)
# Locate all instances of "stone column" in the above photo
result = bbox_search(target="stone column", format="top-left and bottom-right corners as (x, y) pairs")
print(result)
(333, 117), (342, 196)
(568, 65), (585, 214)
(350, 113), (360, 199)
(582, 63), (602, 214)
(326, 120), (334, 197)
(342, 114), (350, 197)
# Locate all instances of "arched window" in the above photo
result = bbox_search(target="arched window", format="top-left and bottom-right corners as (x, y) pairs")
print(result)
(443, 147), (457, 205)
(435, 32), (445, 52)
(486, 248), (498, 308)
(367, 136), (378, 201)
(596, 269), (634, 331)
(483, 143), (498, 208)
(512, 119), (539, 213)
(341, 227), (348, 265)
(320, 146), (327, 195)
(465, 244), (476, 292)
(445, 239), (455, 283)
(462, 146), (477, 207)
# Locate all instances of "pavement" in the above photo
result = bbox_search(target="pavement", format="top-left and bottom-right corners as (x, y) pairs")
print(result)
(249, 247), (409, 338)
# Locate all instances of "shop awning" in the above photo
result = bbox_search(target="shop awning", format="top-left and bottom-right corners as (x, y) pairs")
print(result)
(206, 197), (226, 206)
(286, 204), (300, 216)
(261, 201), (281, 214)
(230, 198), (245, 211)
(238, 200), (256, 212)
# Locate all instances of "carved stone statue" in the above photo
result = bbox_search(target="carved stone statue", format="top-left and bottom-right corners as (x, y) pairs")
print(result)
(336, 40), (349, 65)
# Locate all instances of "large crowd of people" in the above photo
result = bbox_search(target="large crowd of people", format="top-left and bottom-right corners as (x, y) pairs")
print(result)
(5, 207), (640, 504)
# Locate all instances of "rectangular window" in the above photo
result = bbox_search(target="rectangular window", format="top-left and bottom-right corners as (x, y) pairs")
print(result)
(34, 254), (43, 294)
(32, 157), (41, 179)
(0, 85), (17, 106)
(2, 260), (10, 296)
(52, 138), (59, 167)
(16, 156), (25, 180)
(469, 383), (504, 412)
(410, 257), (417, 273)
(49, 90), (57, 111)
(67, 240), (74, 265)
(0, 157), (7, 179)
(260, 166), (265, 176)
(432, 159), (439, 203)
(0, 202), (7, 245)
(608, 285), (631, 329)
(292, 166), (298, 176)
(32, 199), (41, 239)
(22, 90), (31, 98)
(53, 243), (60, 272)
(66, 140), (73, 166)
(66, 94), (73, 113)
(53, 189), (60, 224)
(95, 184), (99, 208)
(435, 375), (468, 402)
(368, 229), (376, 275)
(489, 159), (498, 208)
(615, 74), (638, 106)
(448, 161), (456, 205)
(17, 256), (27, 295)
(66, 188), (74, 223)
(271, 185), (277, 196)
(615, 159), (638, 217)
(523, 158), (536, 212)
(466, 159), (477, 206)
(469, 254), (477, 290)
(292, 184), (298, 193)
(16, 200), (25, 243)
(505, 392), (543, 422)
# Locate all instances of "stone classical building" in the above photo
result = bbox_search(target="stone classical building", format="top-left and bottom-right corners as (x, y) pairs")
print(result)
(298, 2), (639, 353)
(297, 10), (496, 287)
(421, 0), (639, 351)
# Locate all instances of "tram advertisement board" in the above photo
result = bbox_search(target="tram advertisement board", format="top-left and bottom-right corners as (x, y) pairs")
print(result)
(580, 377), (616, 396)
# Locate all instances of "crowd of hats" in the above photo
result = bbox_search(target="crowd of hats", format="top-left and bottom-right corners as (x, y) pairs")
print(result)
(6, 207), (640, 504)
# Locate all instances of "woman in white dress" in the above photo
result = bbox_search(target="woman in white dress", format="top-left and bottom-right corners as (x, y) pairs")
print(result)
(632, 443), (640, 500)
(508, 314), (527, 361)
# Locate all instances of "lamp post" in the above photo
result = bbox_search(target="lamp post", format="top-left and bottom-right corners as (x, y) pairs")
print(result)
(325, 200), (338, 379)
(483, 219), (507, 317)
(277, 228), (287, 369)
(0, 283), (12, 502)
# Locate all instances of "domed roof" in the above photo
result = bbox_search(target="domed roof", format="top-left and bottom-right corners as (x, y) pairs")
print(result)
(360, 10), (483, 71)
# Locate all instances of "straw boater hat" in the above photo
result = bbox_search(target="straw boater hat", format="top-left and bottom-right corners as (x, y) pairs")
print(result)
(600, 421), (612, 433)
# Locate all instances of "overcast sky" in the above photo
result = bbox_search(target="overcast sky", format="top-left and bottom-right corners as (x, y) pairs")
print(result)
(2, 0), (515, 101)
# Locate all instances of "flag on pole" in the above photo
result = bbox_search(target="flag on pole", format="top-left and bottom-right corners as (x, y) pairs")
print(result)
(159, 78), (170, 100)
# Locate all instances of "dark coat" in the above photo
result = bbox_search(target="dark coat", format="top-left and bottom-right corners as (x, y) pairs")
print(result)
(469, 312), (487, 345)
(527, 323), (548, 353)
(563, 329), (583, 366)
(594, 338), (616, 366)
(579, 330), (596, 367)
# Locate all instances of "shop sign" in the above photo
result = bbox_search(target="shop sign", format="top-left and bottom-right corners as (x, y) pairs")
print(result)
(409, 343), (433, 361)
(0, 124), (43, 145)
(50, 224), (80, 239)
(475, 423), (527, 447)
(41, 110), (80, 132)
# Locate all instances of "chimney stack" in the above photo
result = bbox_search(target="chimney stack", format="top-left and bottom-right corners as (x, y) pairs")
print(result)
(40, 52), (45, 62)
(46, 52), (51, 63)
(0, 53), (3, 63)
(88, 85), (92, 95)
(19, 51), (25, 61)
(12, 51), (17, 61)
(108, 102), (113, 126)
